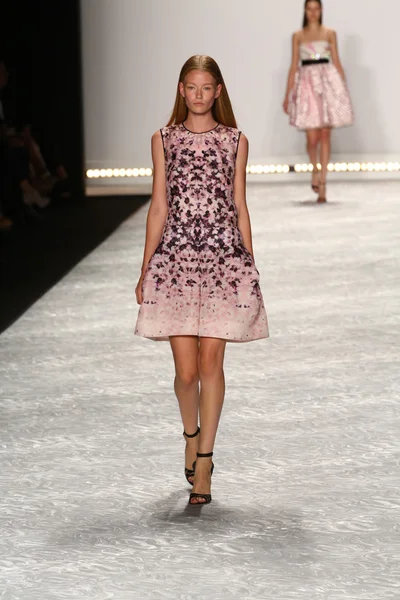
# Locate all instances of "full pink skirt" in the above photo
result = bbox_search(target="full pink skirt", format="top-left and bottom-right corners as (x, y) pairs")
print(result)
(135, 246), (269, 343)
(289, 63), (354, 130)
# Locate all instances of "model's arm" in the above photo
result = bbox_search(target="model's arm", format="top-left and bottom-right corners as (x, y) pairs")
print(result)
(135, 130), (168, 304)
(283, 32), (300, 113)
(234, 133), (255, 260)
(329, 30), (346, 81)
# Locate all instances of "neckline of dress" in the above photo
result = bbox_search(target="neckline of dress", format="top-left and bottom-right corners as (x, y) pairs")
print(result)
(300, 39), (330, 45)
(182, 122), (220, 134)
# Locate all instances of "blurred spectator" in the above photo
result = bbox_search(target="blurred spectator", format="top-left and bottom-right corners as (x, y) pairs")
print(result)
(0, 60), (42, 217)
(0, 59), (15, 229)
(0, 209), (13, 230)
(21, 125), (71, 203)
(0, 59), (70, 223)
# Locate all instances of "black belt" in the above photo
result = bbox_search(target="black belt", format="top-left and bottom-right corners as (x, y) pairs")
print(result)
(301, 58), (329, 66)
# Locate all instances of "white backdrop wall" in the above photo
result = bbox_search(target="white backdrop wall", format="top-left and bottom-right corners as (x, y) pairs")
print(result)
(81, 0), (399, 172)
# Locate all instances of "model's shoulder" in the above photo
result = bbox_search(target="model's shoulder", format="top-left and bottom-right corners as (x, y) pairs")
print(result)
(151, 130), (164, 152)
(324, 27), (336, 39)
(157, 124), (182, 145)
(218, 124), (241, 136)
(152, 129), (162, 141)
(293, 30), (303, 42)
(160, 123), (182, 134)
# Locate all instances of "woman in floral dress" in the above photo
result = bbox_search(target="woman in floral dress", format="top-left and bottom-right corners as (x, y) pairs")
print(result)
(135, 55), (269, 505)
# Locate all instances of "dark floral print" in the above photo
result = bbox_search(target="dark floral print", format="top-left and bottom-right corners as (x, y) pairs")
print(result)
(135, 123), (269, 342)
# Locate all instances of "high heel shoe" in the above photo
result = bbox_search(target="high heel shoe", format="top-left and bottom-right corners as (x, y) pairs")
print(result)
(183, 426), (200, 485)
(189, 452), (214, 505)
(311, 167), (320, 193)
(317, 182), (327, 203)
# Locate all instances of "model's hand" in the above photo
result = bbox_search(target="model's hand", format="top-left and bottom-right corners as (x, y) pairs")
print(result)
(135, 274), (144, 305)
(283, 96), (289, 114)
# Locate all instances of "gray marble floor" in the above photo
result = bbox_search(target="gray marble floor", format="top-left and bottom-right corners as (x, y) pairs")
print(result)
(1, 181), (400, 600)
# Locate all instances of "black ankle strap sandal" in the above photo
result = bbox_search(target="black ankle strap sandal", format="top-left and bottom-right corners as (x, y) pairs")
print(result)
(189, 452), (214, 505)
(183, 426), (200, 439)
(183, 426), (200, 485)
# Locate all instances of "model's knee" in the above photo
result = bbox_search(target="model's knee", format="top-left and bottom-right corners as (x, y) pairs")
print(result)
(307, 139), (319, 152)
(198, 352), (223, 378)
(320, 130), (331, 143)
(176, 370), (199, 387)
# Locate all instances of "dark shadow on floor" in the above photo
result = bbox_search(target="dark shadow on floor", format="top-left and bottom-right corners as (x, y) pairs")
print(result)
(0, 194), (149, 333)
(291, 200), (342, 207)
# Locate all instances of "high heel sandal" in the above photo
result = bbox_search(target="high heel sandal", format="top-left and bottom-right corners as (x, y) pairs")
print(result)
(189, 452), (214, 505)
(311, 167), (320, 193)
(317, 182), (327, 203)
(183, 426), (200, 485)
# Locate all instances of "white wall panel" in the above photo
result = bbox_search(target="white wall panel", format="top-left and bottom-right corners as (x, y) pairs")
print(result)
(81, 0), (399, 173)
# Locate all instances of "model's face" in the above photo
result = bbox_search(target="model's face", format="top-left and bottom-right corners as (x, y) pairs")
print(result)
(305, 1), (322, 24)
(179, 70), (221, 116)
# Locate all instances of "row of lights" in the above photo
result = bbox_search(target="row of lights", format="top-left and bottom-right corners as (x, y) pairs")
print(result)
(87, 168), (153, 178)
(295, 162), (400, 173)
(86, 161), (400, 179)
(330, 162), (400, 172)
(247, 164), (290, 174)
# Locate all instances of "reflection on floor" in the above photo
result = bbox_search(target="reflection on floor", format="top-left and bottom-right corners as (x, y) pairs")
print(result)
(1, 181), (399, 599)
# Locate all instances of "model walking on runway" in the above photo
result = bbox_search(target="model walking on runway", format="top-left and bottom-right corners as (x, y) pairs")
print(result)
(283, 0), (354, 203)
(135, 55), (269, 505)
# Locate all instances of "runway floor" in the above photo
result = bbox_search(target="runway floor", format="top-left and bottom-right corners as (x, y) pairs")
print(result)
(1, 181), (399, 599)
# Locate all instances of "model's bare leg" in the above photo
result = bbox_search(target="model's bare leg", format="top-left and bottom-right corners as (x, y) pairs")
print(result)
(306, 129), (321, 192)
(190, 337), (227, 504)
(318, 127), (331, 202)
(170, 336), (200, 483)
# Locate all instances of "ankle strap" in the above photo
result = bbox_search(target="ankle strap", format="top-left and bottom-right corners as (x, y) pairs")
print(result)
(183, 426), (200, 438)
(197, 452), (213, 458)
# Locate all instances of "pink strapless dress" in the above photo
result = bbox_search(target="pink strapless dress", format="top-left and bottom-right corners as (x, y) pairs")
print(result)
(289, 40), (354, 130)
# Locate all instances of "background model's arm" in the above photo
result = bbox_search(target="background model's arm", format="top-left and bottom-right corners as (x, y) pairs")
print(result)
(329, 30), (346, 81)
(283, 32), (300, 113)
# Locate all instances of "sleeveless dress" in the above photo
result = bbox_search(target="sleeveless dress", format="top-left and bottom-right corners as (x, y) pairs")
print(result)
(135, 123), (269, 342)
(289, 40), (354, 130)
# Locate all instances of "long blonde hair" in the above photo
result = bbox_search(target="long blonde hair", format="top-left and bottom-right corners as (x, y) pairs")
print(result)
(167, 55), (237, 128)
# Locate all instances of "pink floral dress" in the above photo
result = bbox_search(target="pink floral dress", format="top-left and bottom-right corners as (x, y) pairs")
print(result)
(135, 122), (269, 342)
